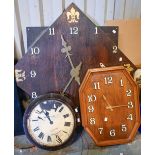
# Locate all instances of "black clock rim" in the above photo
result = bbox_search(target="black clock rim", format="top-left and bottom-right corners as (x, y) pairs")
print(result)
(23, 93), (77, 151)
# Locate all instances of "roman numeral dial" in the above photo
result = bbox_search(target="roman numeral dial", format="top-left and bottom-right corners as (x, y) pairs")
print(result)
(24, 93), (76, 149)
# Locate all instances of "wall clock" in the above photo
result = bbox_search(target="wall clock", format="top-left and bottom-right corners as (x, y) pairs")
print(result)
(79, 66), (140, 146)
(15, 3), (137, 105)
(23, 93), (80, 150)
(14, 3), (139, 149)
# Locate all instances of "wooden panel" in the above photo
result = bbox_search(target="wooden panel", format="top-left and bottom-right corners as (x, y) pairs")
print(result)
(14, 9), (22, 59)
(106, 0), (115, 20)
(65, 0), (75, 8)
(86, 0), (96, 24)
(132, 0), (141, 18)
(114, 0), (126, 19)
(17, 0), (31, 52)
(28, 0), (42, 26)
(74, 0), (84, 11)
(95, 0), (106, 26)
(42, 0), (53, 26)
(124, 0), (134, 19)
(50, 0), (63, 23)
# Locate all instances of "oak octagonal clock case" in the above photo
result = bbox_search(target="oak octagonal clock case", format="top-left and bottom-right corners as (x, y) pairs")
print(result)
(79, 66), (140, 146)
(15, 3), (139, 150)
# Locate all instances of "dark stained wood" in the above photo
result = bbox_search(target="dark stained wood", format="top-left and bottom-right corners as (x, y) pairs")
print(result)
(79, 66), (140, 146)
(15, 3), (137, 110)
(26, 26), (119, 48)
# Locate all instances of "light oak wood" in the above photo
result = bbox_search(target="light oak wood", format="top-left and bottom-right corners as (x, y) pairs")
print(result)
(79, 66), (140, 146)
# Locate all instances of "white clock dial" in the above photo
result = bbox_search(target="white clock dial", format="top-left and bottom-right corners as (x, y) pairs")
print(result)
(26, 100), (75, 147)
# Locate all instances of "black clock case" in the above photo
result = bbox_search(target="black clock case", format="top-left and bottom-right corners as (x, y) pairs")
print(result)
(23, 93), (81, 151)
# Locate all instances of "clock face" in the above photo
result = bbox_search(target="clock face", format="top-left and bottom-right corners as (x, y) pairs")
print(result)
(79, 66), (140, 146)
(23, 94), (76, 150)
(15, 3), (137, 108)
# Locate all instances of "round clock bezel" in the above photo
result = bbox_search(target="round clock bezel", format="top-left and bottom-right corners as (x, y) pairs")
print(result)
(23, 93), (77, 150)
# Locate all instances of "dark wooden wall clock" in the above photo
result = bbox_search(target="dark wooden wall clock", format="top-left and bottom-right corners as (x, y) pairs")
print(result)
(14, 3), (139, 150)
(15, 3), (137, 105)
(79, 66), (140, 146)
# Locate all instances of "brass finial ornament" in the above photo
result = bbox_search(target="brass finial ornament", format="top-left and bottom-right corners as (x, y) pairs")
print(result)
(66, 7), (80, 23)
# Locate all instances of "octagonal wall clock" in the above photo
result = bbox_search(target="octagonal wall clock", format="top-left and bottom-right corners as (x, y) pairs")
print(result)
(79, 66), (140, 146)
(15, 3), (137, 108)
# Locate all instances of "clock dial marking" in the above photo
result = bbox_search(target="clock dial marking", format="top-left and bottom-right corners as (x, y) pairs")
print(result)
(33, 127), (39, 132)
(64, 122), (71, 127)
(63, 114), (69, 118)
(88, 94), (96, 102)
(38, 132), (44, 139)
(56, 135), (62, 144)
(47, 136), (52, 142)
(59, 106), (64, 112)
(104, 117), (108, 122)
(31, 47), (40, 55)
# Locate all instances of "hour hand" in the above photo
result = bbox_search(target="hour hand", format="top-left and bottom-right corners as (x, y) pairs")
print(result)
(102, 95), (113, 111)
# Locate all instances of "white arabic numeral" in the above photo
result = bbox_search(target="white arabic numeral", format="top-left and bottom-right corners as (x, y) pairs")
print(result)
(104, 76), (113, 84)
(121, 124), (127, 132)
(113, 45), (117, 53)
(128, 101), (134, 108)
(94, 82), (100, 89)
(32, 92), (37, 98)
(90, 118), (95, 125)
(126, 89), (132, 96)
(98, 128), (103, 134)
(49, 28), (55, 36)
(110, 129), (116, 136)
(95, 27), (98, 34)
(127, 114), (133, 120)
(120, 79), (123, 86)
(88, 105), (94, 112)
(88, 95), (96, 102)
(70, 27), (78, 34)
(30, 70), (36, 78)
(31, 47), (40, 55)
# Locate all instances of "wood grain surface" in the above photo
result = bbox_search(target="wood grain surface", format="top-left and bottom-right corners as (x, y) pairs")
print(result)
(15, 3), (137, 109)
(79, 66), (140, 146)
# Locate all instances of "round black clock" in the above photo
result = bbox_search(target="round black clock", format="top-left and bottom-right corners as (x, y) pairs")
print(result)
(23, 93), (80, 150)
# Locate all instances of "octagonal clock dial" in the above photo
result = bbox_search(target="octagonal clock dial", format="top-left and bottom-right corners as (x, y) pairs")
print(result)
(79, 66), (140, 146)
(24, 93), (79, 150)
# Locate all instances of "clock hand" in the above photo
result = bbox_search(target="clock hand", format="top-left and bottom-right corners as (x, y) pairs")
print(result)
(102, 95), (113, 111)
(41, 109), (53, 124)
(38, 116), (43, 120)
(106, 104), (128, 109)
(61, 35), (82, 94)
(62, 76), (74, 94)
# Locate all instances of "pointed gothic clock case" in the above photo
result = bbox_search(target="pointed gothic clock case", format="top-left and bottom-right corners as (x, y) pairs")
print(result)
(15, 3), (137, 107)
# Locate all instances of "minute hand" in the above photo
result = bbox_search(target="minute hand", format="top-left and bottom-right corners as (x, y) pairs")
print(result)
(61, 35), (82, 93)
